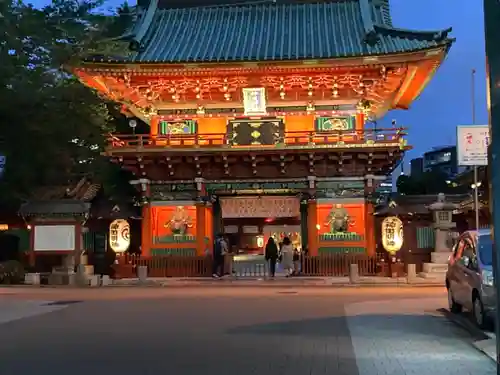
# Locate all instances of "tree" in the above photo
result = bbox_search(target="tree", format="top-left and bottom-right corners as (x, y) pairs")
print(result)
(0, 0), (134, 204)
(396, 170), (460, 195)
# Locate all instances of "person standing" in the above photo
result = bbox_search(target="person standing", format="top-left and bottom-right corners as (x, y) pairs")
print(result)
(223, 235), (233, 276)
(281, 236), (294, 277)
(212, 233), (227, 278)
(292, 247), (301, 276)
(264, 237), (279, 278)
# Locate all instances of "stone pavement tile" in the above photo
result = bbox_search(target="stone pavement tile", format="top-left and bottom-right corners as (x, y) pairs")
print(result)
(345, 298), (496, 375)
(0, 299), (66, 325)
(0, 295), (360, 375)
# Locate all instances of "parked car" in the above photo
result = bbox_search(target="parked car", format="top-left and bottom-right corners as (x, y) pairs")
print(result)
(446, 229), (495, 329)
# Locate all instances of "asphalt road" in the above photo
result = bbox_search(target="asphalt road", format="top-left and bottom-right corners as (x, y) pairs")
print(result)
(0, 287), (495, 375)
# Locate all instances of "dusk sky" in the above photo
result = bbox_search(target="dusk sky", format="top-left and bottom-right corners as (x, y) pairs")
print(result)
(31, 0), (488, 167)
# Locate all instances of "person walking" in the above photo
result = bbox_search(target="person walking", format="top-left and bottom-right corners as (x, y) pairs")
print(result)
(212, 233), (227, 278)
(264, 237), (279, 278)
(280, 236), (294, 277)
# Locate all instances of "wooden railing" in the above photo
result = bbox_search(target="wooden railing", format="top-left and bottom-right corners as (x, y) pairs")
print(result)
(107, 128), (406, 150)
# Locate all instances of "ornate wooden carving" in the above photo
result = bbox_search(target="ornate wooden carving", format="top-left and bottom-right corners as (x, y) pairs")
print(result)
(78, 64), (409, 118)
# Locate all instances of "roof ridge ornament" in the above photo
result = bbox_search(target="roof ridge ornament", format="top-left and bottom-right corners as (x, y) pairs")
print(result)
(359, 0), (380, 46)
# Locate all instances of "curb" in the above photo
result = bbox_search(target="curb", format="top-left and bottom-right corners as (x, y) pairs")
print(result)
(4, 281), (445, 289)
(116, 281), (444, 288)
(438, 308), (496, 362)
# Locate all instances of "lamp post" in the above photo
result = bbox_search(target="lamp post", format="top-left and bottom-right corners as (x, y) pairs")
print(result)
(471, 69), (481, 231)
(483, 0), (500, 371)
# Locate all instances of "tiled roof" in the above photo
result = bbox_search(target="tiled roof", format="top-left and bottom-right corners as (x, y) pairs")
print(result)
(19, 200), (91, 216)
(109, 0), (453, 63)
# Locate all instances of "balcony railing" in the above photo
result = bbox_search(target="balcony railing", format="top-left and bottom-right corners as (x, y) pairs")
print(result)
(107, 128), (406, 151)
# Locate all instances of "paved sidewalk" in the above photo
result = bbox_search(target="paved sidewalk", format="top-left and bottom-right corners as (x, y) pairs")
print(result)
(109, 275), (444, 287)
(473, 333), (496, 362)
(0, 299), (67, 325)
(345, 298), (496, 374)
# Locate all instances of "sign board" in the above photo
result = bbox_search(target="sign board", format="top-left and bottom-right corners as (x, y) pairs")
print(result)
(242, 88), (267, 116)
(456, 125), (490, 166)
(34, 225), (75, 251)
(109, 219), (130, 253)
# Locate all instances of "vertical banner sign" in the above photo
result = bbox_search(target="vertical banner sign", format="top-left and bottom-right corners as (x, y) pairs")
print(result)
(0, 155), (5, 178)
(456, 125), (490, 166)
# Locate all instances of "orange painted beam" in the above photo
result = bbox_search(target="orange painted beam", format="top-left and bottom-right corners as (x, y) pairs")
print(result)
(393, 59), (441, 109)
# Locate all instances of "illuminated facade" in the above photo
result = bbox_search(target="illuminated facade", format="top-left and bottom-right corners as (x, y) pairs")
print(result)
(74, 0), (453, 257)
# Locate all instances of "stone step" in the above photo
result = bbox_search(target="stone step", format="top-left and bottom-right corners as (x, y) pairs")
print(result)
(418, 272), (446, 281)
(422, 263), (448, 273)
(431, 252), (452, 264)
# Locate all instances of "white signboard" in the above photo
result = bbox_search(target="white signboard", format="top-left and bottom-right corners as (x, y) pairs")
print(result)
(34, 225), (75, 251)
(242, 87), (267, 116)
(456, 125), (490, 166)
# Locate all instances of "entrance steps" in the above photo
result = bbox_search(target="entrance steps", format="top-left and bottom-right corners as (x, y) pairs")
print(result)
(419, 263), (448, 281)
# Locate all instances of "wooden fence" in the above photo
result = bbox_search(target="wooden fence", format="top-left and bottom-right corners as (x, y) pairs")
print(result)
(114, 255), (211, 278)
(113, 253), (400, 279)
(301, 253), (389, 277)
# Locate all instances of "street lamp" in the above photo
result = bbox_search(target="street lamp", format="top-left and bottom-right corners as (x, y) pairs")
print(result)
(129, 119), (137, 135)
(471, 181), (482, 190)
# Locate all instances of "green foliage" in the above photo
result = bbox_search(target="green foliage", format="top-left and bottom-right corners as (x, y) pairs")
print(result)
(0, 0), (135, 204)
(0, 260), (25, 284)
(396, 170), (465, 195)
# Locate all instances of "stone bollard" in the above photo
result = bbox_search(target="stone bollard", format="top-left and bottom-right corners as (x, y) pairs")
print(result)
(89, 275), (100, 287)
(75, 264), (89, 286)
(101, 275), (111, 286)
(407, 264), (417, 284)
(24, 273), (40, 285)
(137, 266), (148, 284)
(349, 264), (360, 284)
(84, 265), (94, 276)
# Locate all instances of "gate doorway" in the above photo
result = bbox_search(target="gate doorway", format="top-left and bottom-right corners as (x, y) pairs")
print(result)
(222, 218), (301, 277)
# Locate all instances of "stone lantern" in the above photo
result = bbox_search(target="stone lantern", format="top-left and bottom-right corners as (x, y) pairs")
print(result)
(420, 193), (458, 279)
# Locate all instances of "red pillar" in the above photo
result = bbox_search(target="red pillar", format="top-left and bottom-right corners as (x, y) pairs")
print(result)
(141, 205), (151, 256)
(365, 203), (376, 256)
(307, 199), (318, 256)
(355, 112), (365, 140)
(196, 203), (206, 256)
